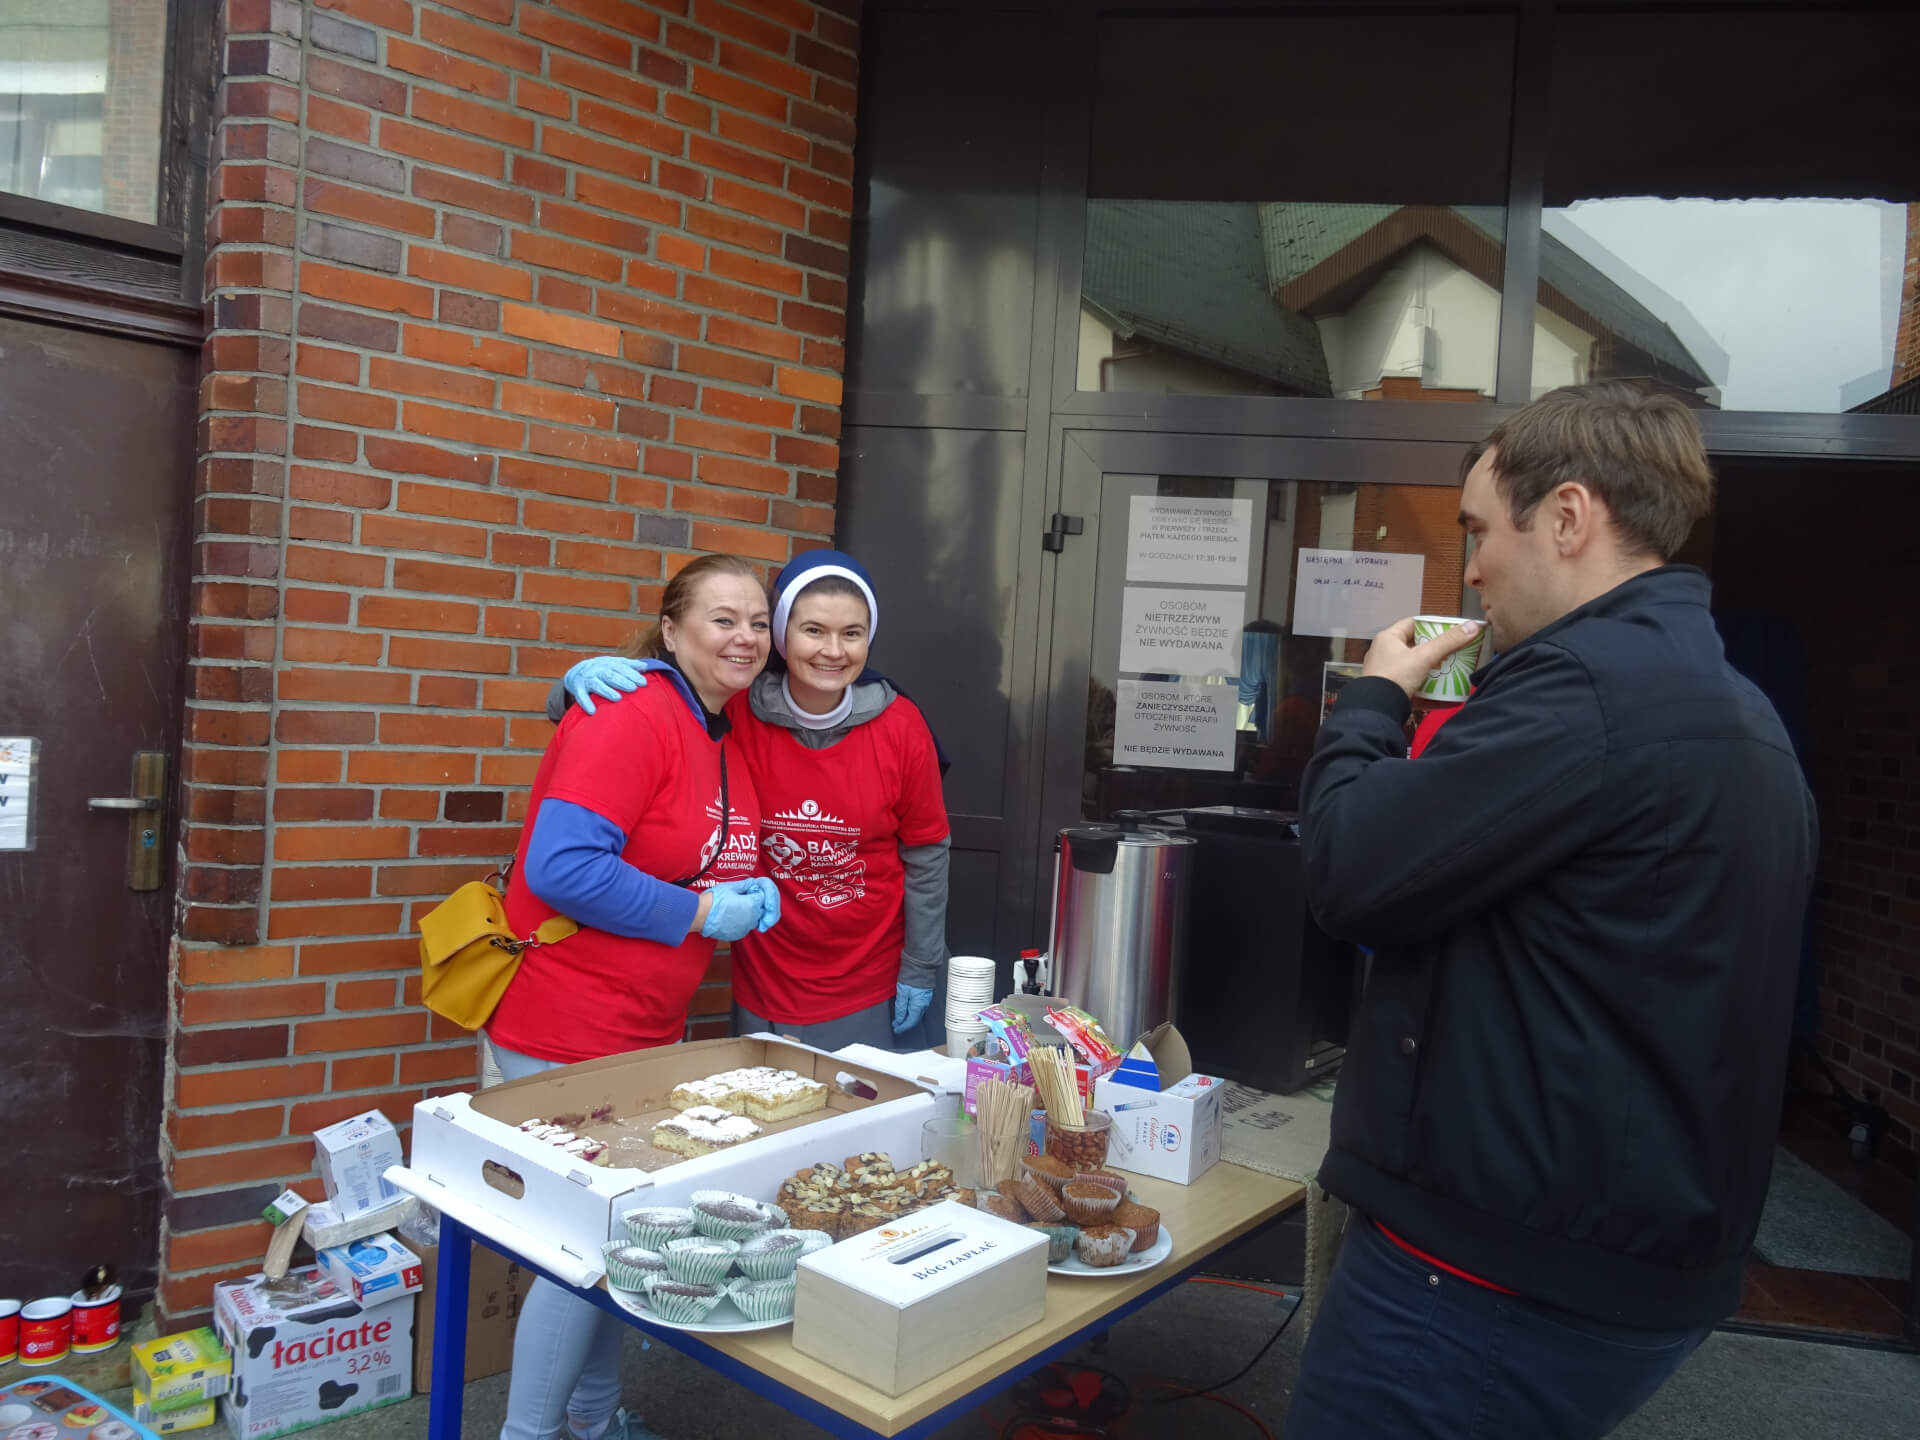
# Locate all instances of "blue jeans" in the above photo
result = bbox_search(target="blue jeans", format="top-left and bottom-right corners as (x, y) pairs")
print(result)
(491, 1042), (630, 1440)
(1283, 1216), (1710, 1440)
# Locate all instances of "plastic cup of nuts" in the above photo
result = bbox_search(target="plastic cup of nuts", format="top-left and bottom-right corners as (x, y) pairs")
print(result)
(1043, 1109), (1113, 1171)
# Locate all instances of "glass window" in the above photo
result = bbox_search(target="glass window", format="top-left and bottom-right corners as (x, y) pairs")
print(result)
(1081, 471), (1466, 819)
(1540, 10), (1920, 415)
(1, 1), (167, 224)
(1079, 14), (1516, 402)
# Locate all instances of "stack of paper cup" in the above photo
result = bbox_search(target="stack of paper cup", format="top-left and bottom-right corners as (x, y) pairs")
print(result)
(944, 955), (997, 1057)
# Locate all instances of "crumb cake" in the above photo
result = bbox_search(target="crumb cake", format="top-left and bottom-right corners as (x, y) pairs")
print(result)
(668, 1066), (829, 1121)
(651, 1105), (762, 1157)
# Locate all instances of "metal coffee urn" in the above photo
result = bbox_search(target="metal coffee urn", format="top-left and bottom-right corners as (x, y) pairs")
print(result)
(1048, 812), (1195, 1047)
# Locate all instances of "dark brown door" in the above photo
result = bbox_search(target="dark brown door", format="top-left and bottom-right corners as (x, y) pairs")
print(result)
(0, 315), (194, 1301)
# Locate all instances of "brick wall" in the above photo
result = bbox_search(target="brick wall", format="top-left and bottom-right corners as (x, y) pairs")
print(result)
(166, 0), (860, 1327)
(102, 0), (168, 223)
(1712, 466), (1920, 1174)
(1894, 206), (1920, 390)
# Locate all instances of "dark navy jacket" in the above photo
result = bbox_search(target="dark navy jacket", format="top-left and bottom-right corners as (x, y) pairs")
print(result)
(1300, 566), (1817, 1327)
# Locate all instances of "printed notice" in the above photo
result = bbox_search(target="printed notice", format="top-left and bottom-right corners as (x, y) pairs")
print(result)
(1119, 587), (1242, 676)
(1125, 496), (1253, 586)
(0, 737), (37, 852)
(1290, 548), (1426, 637)
(1115, 680), (1237, 771)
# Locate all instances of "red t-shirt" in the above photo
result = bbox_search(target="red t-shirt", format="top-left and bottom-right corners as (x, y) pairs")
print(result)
(728, 695), (949, 1024)
(488, 682), (761, 1063)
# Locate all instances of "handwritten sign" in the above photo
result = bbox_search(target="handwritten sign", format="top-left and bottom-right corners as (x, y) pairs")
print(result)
(0, 737), (38, 852)
(1118, 587), (1242, 676)
(1125, 496), (1253, 586)
(1115, 680), (1237, 771)
(1290, 548), (1425, 637)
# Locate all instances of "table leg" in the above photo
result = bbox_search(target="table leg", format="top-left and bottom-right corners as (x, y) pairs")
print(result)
(428, 1214), (473, 1440)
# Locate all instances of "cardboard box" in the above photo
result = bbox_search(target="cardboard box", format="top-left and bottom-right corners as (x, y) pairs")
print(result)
(133, 1325), (233, 1411)
(135, 1389), (219, 1432)
(407, 1035), (939, 1276)
(410, 1233), (531, 1393)
(962, 1050), (1119, 1117)
(792, 1199), (1047, 1396)
(317, 1233), (425, 1305)
(1093, 1024), (1223, 1185)
(313, 1110), (405, 1218)
(212, 1265), (413, 1440)
(304, 1195), (415, 1252)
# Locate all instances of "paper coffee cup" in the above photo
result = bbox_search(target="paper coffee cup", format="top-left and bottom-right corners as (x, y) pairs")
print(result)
(70, 1285), (121, 1353)
(1412, 615), (1484, 703)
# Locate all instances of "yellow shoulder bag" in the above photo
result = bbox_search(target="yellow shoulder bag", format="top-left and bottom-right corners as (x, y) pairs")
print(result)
(417, 861), (577, 1031)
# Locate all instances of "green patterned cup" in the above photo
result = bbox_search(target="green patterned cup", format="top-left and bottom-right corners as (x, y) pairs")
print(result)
(1412, 616), (1485, 703)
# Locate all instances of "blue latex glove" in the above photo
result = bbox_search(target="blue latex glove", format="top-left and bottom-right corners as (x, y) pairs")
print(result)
(700, 878), (770, 942)
(892, 983), (933, 1034)
(565, 655), (648, 715)
(750, 876), (782, 933)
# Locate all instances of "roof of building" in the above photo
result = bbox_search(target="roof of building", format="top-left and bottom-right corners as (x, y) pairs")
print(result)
(1085, 200), (1713, 393)
(1081, 200), (1331, 395)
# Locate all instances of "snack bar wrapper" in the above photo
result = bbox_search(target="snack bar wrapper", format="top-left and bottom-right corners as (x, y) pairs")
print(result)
(1044, 1004), (1122, 1066)
(973, 1006), (1036, 1065)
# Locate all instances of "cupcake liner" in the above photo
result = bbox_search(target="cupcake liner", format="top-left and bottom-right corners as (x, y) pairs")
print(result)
(734, 1229), (823, 1281)
(1020, 1155), (1076, 1193)
(662, 1236), (741, 1285)
(621, 1207), (696, 1251)
(641, 1276), (726, 1324)
(601, 1241), (669, 1292)
(727, 1275), (797, 1323)
(690, 1190), (781, 1240)
(1009, 1177), (1066, 1224)
(1027, 1222), (1079, 1265)
(1059, 1182), (1122, 1225)
(1072, 1170), (1129, 1197)
(1073, 1225), (1136, 1268)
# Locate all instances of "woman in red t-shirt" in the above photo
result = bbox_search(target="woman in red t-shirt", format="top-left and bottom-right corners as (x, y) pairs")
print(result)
(492, 553), (778, 1440)
(555, 548), (952, 1052)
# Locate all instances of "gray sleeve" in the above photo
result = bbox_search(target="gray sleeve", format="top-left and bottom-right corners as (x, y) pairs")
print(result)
(897, 837), (951, 990)
(545, 677), (571, 724)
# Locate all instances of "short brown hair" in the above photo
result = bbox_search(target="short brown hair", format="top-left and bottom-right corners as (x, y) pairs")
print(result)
(1469, 381), (1715, 560)
(628, 552), (762, 659)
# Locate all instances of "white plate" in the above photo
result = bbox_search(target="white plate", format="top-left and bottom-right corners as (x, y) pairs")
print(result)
(606, 1282), (791, 1334)
(1047, 1223), (1174, 1277)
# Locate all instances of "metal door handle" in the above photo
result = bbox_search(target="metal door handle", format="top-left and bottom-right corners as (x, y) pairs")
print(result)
(90, 751), (168, 890)
(88, 796), (158, 811)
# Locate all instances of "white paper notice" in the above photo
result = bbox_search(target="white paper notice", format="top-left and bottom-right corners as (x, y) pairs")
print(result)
(1115, 680), (1238, 771)
(1125, 496), (1253, 586)
(1119, 587), (1242, 676)
(1290, 548), (1426, 637)
(0, 737), (37, 852)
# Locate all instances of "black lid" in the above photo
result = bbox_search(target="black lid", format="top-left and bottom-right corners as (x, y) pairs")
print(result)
(1059, 812), (1191, 874)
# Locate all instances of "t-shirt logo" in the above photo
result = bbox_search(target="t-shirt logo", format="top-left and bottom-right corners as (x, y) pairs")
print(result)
(765, 797), (865, 910)
(696, 787), (759, 887)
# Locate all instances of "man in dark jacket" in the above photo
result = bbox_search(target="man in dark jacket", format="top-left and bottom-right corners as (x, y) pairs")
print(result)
(1284, 382), (1817, 1440)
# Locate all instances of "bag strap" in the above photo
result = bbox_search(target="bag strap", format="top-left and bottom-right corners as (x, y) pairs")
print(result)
(672, 743), (729, 888)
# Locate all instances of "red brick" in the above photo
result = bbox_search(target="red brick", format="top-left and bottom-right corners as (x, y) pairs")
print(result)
(297, 383), (396, 430)
(501, 384), (616, 432)
(542, 125), (655, 184)
(706, 313), (803, 361)
(368, 355), (495, 408)
(412, 166), (536, 223)
(403, 322), (529, 376)
(523, 497), (633, 540)
(675, 484), (768, 523)
(677, 344), (773, 389)
(511, 230), (623, 282)
(411, 87), (536, 149)
(597, 289), (701, 338)
(689, 66), (787, 122)
(301, 261), (436, 317)
(386, 36), (512, 100)
(539, 199), (653, 255)
(690, 519), (786, 562)
(519, 5), (635, 67)
(382, 117), (507, 179)
(686, 204), (782, 255)
(522, 572), (631, 610)
(716, 110), (811, 163)
(294, 1013), (429, 1054)
(289, 467), (392, 510)
(515, 75), (572, 120)
(528, 423), (638, 470)
(692, 0), (793, 55)
(697, 453), (790, 494)
(297, 936), (419, 975)
(501, 303), (620, 356)
(269, 866), (374, 901)
(397, 480), (517, 525)
(573, 172), (681, 227)
(577, 99), (683, 157)
(403, 400), (525, 450)
(302, 176), (438, 236)
(380, 637), (512, 675)
(547, 51), (660, 115)
(421, 8), (541, 72)
(306, 93), (373, 144)
(295, 344), (362, 384)
(315, 0), (415, 31)
(360, 513), (491, 558)
(712, 176), (806, 230)
(407, 246), (534, 300)
(362, 435), (497, 485)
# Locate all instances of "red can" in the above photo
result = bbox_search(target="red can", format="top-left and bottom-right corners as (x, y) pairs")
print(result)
(0, 1298), (19, 1363)
(18, 1298), (71, 1367)
(70, 1287), (121, 1353)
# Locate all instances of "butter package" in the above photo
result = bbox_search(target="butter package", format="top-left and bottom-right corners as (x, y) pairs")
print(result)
(317, 1233), (425, 1304)
(135, 1387), (219, 1431)
(133, 1325), (232, 1411)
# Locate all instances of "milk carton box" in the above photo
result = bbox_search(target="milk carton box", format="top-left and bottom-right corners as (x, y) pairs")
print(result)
(312, 1110), (404, 1218)
(213, 1265), (413, 1440)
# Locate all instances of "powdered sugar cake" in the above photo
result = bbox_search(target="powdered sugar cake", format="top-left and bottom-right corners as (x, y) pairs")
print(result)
(650, 1105), (763, 1157)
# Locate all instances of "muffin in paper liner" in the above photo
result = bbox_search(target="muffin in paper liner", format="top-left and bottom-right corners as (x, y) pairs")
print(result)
(621, 1206), (696, 1251)
(1073, 1224), (1137, 1268)
(727, 1274), (798, 1323)
(1026, 1222), (1079, 1265)
(1060, 1181), (1122, 1225)
(662, 1236), (741, 1285)
(1009, 1177), (1066, 1224)
(734, 1228), (829, 1281)
(601, 1240), (669, 1292)
(1111, 1200), (1161, 1252)
(1021, 1154), (1075, 1193)
(690, 1189), (782, 1240)
(1072, 1170), (1129, 1198)
(641, 1276), (726, 1324)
